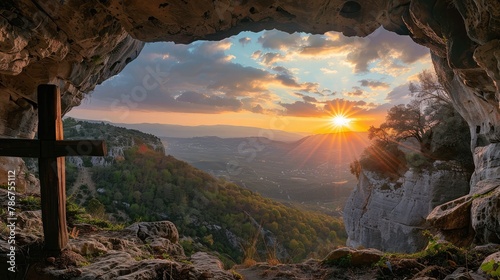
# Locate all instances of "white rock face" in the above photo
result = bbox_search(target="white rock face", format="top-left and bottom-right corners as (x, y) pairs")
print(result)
(471, 143), (500, 191)
(343, 162), (470, 253)
(469, 143), (500, 243)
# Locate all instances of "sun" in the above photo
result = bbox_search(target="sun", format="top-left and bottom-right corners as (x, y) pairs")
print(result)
(331, 114), (352, 129)
(322, 99), (359, 133)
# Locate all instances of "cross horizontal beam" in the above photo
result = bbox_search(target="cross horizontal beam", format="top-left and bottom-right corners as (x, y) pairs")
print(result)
(0, 139), (106, 158)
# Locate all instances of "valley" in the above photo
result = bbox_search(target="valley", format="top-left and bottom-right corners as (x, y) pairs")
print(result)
(162, 132), (370, 215)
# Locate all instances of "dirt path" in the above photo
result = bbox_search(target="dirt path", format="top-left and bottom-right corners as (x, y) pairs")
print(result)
(68, 167), (96, 204)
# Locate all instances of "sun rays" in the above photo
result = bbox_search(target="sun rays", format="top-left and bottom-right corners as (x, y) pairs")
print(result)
(330, 114), (352, 129)
(324, 100), (359, 133)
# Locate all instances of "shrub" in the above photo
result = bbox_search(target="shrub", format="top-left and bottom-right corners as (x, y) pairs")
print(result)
(349, 160), (361, 179)
(20, 196), (41, 210)
(480, 260), (500, 278)
(359, 142), (406, 179)
(405, 152), (430, 170)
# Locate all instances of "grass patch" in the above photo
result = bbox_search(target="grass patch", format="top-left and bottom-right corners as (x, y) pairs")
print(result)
(66, 200), (124, 231)
(374, 231), (488, 279)
(20, 196), (41, 210)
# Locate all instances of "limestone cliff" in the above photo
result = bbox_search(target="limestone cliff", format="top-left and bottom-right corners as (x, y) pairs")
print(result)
(343, 162), (470, 253)
(0, 0), (499, 253)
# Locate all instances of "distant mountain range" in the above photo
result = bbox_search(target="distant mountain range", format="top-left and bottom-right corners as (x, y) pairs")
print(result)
(163, 131), (370, 214)
(104, 122), (308, 142)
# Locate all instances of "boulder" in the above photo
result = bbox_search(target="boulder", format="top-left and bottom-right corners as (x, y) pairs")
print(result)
(0, 213), (210, 279)
(477, 252), (500, 278)
(427, 178), (500, 246)
(125, 221), (184, 257)
(427, 195), (473, 230)
(323, 247), (354, 262)
(443, 267), (487, 280)
(190, 252), (237, 280)
(72, 251), (182, 280)
(351, 248), (384, 266)
(16, 210), (44, 244)
(323, 247), (383, 267)
(471, 186), (500, 244)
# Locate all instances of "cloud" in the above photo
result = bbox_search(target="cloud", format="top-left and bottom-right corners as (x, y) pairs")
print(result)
(345, 27), (429, 73)
(323, 98), (370, 112)
(259, 52), (284, 65)
(278, 97), (394, 117)
(324, 90), (337, 96)
(254, 30), (362, 62)
(344, 87), (365, 97)
(254, 28), (429, 75)
(299, 33), (360, 56)
(385, 83), (412, 105)
(258, 30), (302, 50)
(238, 37), (251, 46)
(320, 68), (338, 74)
(175, 91), (243, 111)
(358, 79), (390, 89)
(303, 96), (318, 102)
(250, 104), (264, 113)
(88, 40), (325, 115)
(83, 29), (429, 121)
(279, 101), (323, 117)
(251, 50), (262, 59)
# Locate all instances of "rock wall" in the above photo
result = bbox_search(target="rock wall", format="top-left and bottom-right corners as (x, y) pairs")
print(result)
(344, 162), (470, 253)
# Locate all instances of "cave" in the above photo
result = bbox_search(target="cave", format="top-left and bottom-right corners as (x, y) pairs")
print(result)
(1, 0), (500, 269)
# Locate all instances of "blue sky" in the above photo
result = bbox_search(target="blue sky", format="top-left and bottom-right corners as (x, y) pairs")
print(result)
(69, 27), (432, 133)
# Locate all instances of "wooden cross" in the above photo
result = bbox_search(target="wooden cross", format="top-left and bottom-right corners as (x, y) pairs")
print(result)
(0, 85), (106, 252)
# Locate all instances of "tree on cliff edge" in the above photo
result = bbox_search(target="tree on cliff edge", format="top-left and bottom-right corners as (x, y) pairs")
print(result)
(355, 70), (473, 177)
(378, 99), (431, 153)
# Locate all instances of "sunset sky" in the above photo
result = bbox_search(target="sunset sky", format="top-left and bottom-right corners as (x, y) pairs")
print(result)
(68, 27), (432, 134)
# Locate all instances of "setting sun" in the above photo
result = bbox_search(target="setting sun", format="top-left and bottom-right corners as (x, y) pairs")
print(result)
(331, 115), (352, 128)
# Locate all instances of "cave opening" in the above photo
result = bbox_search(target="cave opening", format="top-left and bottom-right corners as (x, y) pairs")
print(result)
(63, 27), (438, 259)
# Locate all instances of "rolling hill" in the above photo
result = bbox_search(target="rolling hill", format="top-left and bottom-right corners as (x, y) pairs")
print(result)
(163, 131), (370, 214)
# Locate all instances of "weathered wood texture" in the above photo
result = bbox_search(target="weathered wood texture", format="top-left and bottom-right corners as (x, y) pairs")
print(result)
(0, 84), (107, 252)
(37, 84), (68, 252)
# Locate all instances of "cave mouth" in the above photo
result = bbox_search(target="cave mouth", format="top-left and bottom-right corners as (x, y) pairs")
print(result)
(62, 27), (440, 264)
(69, 28), (432, 136)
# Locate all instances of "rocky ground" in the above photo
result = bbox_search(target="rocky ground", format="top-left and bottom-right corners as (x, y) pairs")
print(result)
(1, 188), (499, 280)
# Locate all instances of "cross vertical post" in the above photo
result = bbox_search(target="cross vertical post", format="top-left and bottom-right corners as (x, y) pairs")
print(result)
(0, 84), (106, 253)
(37, 85), (68, 252)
